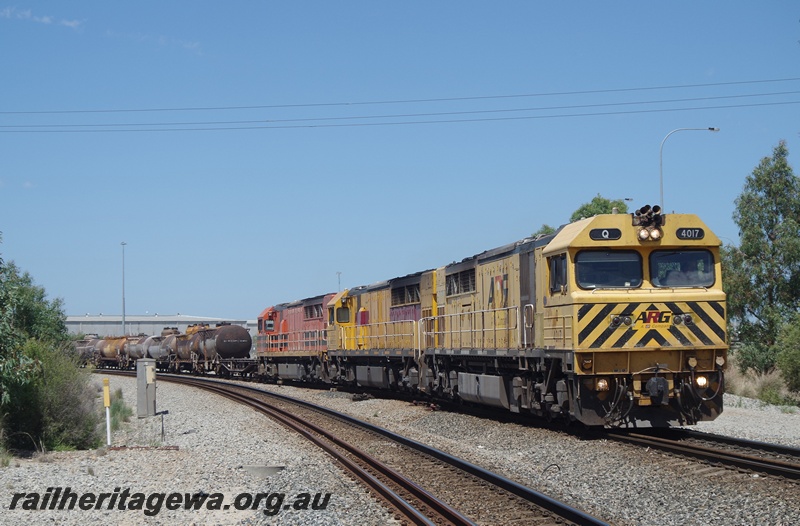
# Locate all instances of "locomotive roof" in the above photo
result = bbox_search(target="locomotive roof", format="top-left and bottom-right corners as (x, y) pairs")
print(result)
(542, 212), (721, 255)
(264, 292), (336, 313)
(444, 229), (557, 272)
(301, 293), (335, 306)
(542, 216), (594, 255)
(356, 281), (390, 294)
(388, 270), (426, 287)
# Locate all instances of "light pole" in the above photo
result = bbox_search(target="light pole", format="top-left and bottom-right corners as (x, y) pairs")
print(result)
(121, 241), (127, 336)
(659, 127), (719, 210)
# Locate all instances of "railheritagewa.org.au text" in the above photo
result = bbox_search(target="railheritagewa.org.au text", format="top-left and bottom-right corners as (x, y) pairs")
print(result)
(8, 487), (332, 517)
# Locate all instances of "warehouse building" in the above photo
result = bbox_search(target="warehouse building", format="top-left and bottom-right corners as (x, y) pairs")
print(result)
(65, 314), (257, 339)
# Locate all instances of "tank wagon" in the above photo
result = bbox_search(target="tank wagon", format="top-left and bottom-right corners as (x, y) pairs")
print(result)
(81, 323), (253, 375)
(74, 334), (102, 364)
(257, 206), (727, 428)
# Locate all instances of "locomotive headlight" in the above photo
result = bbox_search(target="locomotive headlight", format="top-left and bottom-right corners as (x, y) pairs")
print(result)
(695, 375), (708, 389)
(596, 378), (610, 391)
(637, 227), (663, 241)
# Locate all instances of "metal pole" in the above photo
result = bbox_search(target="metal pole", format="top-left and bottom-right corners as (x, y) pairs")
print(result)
(659, 127), (719, 210)
(121, 241), (127, 336)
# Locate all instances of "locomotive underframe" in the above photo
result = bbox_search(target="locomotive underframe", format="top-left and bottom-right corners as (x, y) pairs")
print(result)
(257, 353), (328, 383)
(258, 346), (724, 428)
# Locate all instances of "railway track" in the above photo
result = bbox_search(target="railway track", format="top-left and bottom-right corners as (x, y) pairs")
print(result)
(378, 390), (800, 482)
(100, 371), (607, 525)
(604, 428), (800, 481)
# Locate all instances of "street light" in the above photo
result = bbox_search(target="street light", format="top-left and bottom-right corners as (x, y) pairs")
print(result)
(121, 241), (127, 336)
(659, 127), (719, 210)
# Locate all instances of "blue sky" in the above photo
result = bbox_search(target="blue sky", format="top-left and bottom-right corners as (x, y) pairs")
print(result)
(1, 2), (798, 320)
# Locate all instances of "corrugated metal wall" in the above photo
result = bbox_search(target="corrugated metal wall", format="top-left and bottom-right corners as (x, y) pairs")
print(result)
(65, 315), (256, 339)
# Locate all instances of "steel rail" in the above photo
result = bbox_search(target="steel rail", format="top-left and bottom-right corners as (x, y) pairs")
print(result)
(607, 432), (800, 480)
(177, 375), (609, 526)
(173, 377), (475, 526)
(96, 370), (609, 525)
(675, 428), (800, 457)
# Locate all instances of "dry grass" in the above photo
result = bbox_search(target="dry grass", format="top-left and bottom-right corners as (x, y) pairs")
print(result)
(0, 449), (11, 468)
(725, 354), (800, 407)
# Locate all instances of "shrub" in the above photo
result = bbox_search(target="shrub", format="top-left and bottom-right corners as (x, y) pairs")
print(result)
(731, 342), (780, 376)
(109, 388), (133, 431)
(724, 353), (799, 407)
(2, 340), (101, 451)
(720, 355), (752, 398)
(757, 374), (792, 406)
(776, 314), (800, 393)
(0, 448), (11, 467)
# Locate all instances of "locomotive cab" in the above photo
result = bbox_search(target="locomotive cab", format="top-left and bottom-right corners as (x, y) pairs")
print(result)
(541, 206), (727, 427)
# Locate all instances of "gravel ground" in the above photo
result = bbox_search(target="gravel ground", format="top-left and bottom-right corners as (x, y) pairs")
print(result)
(237, 382), (800, 526)
(0, 375), (398, 526)
(2, 375), (799, 526)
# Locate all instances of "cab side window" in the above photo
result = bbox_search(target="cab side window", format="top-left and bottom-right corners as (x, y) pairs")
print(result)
(549, 254), (567, 294)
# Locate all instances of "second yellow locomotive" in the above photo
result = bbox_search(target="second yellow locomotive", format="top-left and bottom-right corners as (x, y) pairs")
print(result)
(258, 205), (727, 427)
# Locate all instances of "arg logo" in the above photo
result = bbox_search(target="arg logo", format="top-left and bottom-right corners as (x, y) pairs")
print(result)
(635, 310), (672, 328)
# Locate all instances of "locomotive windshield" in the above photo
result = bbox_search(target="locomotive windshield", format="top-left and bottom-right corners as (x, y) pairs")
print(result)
(650, 249), (715, 287)
(576, 250), (642, 289)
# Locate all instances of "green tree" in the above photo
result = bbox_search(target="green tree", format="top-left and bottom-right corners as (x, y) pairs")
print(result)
(531, 224), (556, 238)
(532, 195), (631, 237)
(1, 236), (100, 450)
(569, 194), (630, 222)
(0, 237), (38, 406)
(724, 140), (800, 374)
(777, 313), (800, 392)
(4, 340), (100, 450)
(3, 261), (68, 344)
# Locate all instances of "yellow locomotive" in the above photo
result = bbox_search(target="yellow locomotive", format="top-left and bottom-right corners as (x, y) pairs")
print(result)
(315, 205), (726, 427)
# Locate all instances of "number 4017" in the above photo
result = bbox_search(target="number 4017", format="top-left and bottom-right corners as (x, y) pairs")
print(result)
(677, 228), (704, 240)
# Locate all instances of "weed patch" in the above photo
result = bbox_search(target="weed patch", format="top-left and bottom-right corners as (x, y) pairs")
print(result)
(109, 388), (134, 432)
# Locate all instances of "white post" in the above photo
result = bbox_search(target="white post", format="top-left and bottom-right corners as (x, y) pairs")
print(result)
(103, 378), (112, 446)
(105, 407), (111, 446)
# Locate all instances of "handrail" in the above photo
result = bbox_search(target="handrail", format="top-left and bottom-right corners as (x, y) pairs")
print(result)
(522, 304), (535, 347)
(260, 329), (327, 352)
(340, 320), (417, 350)
(272, 305), (537, 354)
(587, 287), (712, 294)
(417, 306), (520, 351)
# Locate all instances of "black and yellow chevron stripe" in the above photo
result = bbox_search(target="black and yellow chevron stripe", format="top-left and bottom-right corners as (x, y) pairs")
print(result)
(577, 301), (725, 349)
